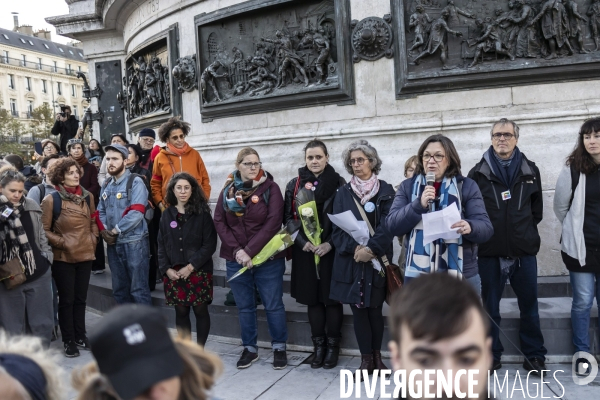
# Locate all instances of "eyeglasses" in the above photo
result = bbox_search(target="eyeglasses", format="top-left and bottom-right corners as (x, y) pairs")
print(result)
(175, 186), (191, 193)
(241, 162), (262, 169)
(422, 154), (445, 162)
(139, 137), (155, 142)
(492, 132), (515, 140)
(348, 157), (369, 166)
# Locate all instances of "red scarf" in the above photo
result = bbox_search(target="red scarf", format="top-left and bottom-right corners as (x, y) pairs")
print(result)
(166, 143), (190, 157)
(59, 185), (83, 196)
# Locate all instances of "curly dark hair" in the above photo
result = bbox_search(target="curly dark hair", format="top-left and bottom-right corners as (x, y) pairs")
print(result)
(567, 117), (600, 175)
(158, 116), (191, 143)
(165, 172), (210, 215)
(46, 157), (81, 186)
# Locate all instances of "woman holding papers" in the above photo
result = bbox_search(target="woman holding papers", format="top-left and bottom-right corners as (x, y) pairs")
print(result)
(214, 147), (288, 371)
(384, 135), (493, 294)
(284, 139), (346, 369)
(330, 140), (395, 377)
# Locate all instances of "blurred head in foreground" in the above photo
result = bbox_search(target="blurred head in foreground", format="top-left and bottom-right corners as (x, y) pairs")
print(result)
(0, 331), (65, 400)
(388, 274), (491, 399)
(76, 304), (221, 400)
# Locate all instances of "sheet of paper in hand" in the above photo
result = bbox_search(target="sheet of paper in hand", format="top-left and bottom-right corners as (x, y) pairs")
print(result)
(422, 202), (461, 246)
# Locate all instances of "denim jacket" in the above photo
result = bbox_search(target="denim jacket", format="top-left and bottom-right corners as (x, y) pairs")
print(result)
(98, 169), (148, 244)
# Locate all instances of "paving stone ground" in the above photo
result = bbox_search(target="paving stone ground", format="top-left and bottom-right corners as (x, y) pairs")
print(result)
(52, 311), (600, 400)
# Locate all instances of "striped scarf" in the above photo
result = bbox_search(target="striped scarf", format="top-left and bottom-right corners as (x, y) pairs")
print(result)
(222, 170), (268, 216)
(0, 196), (36, 276)
(404, 175), (463, 283)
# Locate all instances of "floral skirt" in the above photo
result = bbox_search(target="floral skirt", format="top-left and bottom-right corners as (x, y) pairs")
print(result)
(163, 265), (213, 307)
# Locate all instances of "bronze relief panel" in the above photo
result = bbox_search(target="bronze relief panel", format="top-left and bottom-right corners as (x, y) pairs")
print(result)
(392, 0), (600, 97)
(195, 0), (354, 122)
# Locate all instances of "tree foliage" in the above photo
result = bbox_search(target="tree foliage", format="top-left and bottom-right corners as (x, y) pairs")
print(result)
(28, 103), (55, 140)
(0, 100), (27, 157)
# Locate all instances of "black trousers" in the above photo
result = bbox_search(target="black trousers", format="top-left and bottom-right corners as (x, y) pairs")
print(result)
(148, 209), (161, 291)
(92, 235), (105, 271)
(52, 260), (92, 343)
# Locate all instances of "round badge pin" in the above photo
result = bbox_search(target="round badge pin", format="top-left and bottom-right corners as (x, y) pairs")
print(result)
(364, 202), (376, 213)
(311, 186), (316, 191)
(313, 181), (319, 186)
(305, 182), (313, 190)
(116, 193), (122, 199)
(251, 195), (259, 203)
(170, 221), (177, 228)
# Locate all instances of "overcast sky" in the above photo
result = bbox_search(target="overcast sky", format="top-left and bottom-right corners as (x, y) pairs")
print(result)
(0, 0), (72, 44)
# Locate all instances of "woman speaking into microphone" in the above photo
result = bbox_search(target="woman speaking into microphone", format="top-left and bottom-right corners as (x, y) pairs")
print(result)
(384, 135), (493, 294)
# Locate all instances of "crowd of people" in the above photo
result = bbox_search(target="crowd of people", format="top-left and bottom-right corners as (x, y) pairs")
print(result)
(1, 111), (599, 399)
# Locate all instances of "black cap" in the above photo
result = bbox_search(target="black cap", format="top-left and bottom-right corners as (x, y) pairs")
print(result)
(89, 305), (184, 400)
(138, 128), (156, 139)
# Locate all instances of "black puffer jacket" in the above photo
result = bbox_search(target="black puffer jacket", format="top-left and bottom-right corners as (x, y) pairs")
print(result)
(467, 154), (543, 257)
(157, 206), (217, 275)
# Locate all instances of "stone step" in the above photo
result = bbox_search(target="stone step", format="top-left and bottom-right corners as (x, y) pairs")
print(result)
(87, 271), (596, 360)
(210, 270), (572, 299)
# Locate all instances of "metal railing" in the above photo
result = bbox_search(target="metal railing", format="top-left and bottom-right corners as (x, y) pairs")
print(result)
(0, 56), (81, 76)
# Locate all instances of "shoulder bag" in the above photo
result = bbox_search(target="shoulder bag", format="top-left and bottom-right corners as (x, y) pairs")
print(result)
(352, 197), (402, 304)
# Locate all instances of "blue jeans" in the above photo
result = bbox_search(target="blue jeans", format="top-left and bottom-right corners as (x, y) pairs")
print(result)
(466, 273), (482, 297)
(226, 258), (287, 353)
(479, 256), (547, 361)
(570, 271), (600, 353)
(107, 238), (151, 305)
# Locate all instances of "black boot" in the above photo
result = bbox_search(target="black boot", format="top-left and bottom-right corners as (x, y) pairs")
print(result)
(357, 354), (374, 381)
(323, 336), (340, 369)
(372, 350), (388, 371)
(311, 336), (327, 369)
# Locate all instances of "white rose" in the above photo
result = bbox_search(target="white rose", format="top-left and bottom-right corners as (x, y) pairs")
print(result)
(301, 207), (314, 217)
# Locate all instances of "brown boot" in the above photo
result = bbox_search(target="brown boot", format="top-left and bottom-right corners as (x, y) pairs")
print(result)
(372, 350), (388, 371)
(356, 353), (374, 381)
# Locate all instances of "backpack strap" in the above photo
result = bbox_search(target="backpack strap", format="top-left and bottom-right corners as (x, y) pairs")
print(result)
(126, 173), (142, 200)
(568, 164), (580, 210)
(51, 192), (62, 224)
(122, 174), (148, 218)
(37, 183), (45, 204)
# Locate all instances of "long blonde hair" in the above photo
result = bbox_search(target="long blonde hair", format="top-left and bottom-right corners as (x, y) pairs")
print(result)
(0, 331), (65, 400)
(73, 337), (222, 400)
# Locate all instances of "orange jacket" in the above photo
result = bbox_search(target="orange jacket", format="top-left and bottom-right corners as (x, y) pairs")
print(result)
(151, 146), (211, 205)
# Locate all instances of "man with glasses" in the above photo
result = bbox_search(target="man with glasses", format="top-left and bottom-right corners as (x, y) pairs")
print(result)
(137, 128), (158, 172)
(135, 128), (161, 291)
(468, 118), (547, 375)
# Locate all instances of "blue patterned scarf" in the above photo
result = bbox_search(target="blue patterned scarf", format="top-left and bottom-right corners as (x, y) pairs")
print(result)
(404, 175), (463, 283)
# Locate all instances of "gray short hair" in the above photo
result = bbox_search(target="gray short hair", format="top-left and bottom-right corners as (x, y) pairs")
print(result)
(490, 118), (520, 139)
(342, 139), (383, 175)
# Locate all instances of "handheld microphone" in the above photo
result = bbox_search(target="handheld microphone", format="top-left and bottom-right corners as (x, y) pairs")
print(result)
(426, 172), (436, 212)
